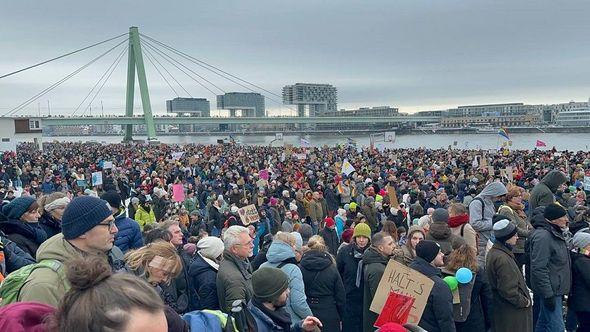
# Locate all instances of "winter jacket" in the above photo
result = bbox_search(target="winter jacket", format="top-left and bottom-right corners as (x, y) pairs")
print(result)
(216, 251), (253, 313)
(336, 242), (366, 332)
(361, 204), (378, 232)
(426, 222), (462, 257)
(0, 219), (47, 259)
(208, 205), (224, 232)
(362, 246), (389, 332)
(485, 242), (532, 332)
(469, 182), (507, 267)
(568, 251), (590, 313)
(449, 222), (477, 253)
(113, 210), (143, 253)
(161, 247), (192, 313)
(188, 252), (219, 310)
(320, 227), (339, 257)
(134, 205), (156, 231)
(18, 233), (125, 306)
(299, 249), (346, 332)
(38, 212), (62, 239)
(529, 220), (571, 298)
(0, 233), (35, 274)
(261, 240), (313, 324)
(409, 257), (456, 332)
(248, 299), (305, 332)
(529, 170), (567, 212)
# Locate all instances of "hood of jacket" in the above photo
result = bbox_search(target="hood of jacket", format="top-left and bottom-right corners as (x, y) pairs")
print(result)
(409, 256), (441, 278)
(541, 170), (568, 193)
(265, 240), (296, 264)
(428, 222), (452, 240)
(300, 249), (333, 271)
(36, 233), (83, 263)
(530, 206), (547, 229)
(477, 182), (508, 199)
(362, 246), (389, 265)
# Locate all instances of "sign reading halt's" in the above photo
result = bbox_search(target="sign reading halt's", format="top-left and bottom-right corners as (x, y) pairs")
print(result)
(370, 260), (434, 325)
(238, 204), (260, 225)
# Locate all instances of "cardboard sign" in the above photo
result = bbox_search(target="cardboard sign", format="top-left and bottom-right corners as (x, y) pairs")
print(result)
(91, 172), (103, 186)
(238, 204), (260, 225)
(172, 184), (185, 202)
(386, 185), (399, 208)
(188, 156), (198, 165)
(370, 260), (434, 325)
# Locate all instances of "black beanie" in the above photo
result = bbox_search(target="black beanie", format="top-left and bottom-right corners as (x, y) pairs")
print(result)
(544, 203), (567, 221)
(252, 267), (289, 303)
(100, 191), (122, 209)
(415, 240), (441, 263)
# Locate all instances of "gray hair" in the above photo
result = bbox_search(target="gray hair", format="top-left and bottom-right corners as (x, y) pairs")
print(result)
(223, 225), (250, 250)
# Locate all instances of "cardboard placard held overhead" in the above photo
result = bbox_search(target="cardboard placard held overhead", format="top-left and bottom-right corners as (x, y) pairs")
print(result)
(172, 184), (185, 202)
(386, 185), (399, 208)
(238, 204), (260, 225)
(370, 260), (434, 325)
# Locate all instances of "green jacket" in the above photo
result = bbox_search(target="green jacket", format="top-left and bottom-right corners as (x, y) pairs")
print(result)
(216, 251), (253, 313)
(18, 233), (125, 307)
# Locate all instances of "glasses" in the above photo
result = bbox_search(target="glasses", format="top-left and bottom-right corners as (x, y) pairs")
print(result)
(97, 220), (116, 230)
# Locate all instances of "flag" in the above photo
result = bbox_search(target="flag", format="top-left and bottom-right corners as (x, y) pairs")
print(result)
(498, 127), (510, 140)
(536, 139), (547, 147)
(341, 159), (356, 176)
(300, 138), (311, 147)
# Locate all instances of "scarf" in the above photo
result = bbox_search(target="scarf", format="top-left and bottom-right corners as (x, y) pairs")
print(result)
(252, 296), (292, 331)
(354, 243), (368, 288)
(506, 201), (527, 219)
(448, 214), (469, 228)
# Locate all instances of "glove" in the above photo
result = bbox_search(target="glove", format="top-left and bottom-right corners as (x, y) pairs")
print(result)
(543, 297), (556, 311)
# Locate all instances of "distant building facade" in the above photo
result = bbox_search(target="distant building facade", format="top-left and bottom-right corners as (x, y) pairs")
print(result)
(440, 113), (541, 128)
(0, 117), (43, 151)
(217, 92), (265, 117)
(446, 103), (541, 117)
(555, 108), (590, 126)
(166, 97), (210, 117)
(321, 106), (398, 117)
(283, 83), (337, 117)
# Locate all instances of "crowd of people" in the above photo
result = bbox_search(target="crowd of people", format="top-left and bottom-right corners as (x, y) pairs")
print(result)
(0, 141), (589, 331)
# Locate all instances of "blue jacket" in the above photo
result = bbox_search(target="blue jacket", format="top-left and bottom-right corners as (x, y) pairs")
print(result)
(261, 240), (312, 324)
(188, 253), (219, 310)
(113, 211), (143, 253)
(248, 300), (304, 332)
(0, 233), (35, 274)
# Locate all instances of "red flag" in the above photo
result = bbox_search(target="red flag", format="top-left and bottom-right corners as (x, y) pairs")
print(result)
(536, 140), (547, 147)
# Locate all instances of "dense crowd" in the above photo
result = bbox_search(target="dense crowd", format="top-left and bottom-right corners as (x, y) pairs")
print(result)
(0, 141), (589, 332)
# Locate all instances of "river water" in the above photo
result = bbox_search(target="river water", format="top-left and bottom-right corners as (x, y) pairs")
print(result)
(45, 132), (590, 151)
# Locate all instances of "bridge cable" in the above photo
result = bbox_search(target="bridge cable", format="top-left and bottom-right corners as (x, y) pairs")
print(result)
(140, 33), (296, 112)
(0, 33), (128, 80)
(80, 46), (128, 116)
(72, 44), (128, 116)
(143, 45), (192, 98)
(2, 38), (129, 117)
(142, 45), (181, 97)
(140, 39), (222, 96)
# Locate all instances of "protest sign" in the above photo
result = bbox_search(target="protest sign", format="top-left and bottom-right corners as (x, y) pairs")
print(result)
(172, 184), (185, 202)
(341, 159), (356, 176)
(584, 175), (590, 191)
(294, 153), (307, 160)
(374, 291), (415, 328)
(103, 161), (113, 169)
(171, 151), (184, 160)
(259, 169), (270, 181)
(91, 172), (103, 186)
(370, 260), (434, 325)
(238, 204), (260, 225)
(386, 185), (399, 208)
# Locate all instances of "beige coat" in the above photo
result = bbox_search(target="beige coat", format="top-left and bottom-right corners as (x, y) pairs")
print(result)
(450, 223), (478, 252)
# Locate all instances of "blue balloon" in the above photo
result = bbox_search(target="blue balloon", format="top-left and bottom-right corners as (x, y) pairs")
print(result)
(456, 267), (473, 284)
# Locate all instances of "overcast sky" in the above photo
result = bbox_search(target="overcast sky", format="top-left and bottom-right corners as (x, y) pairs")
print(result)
(1, 0), (589, 116)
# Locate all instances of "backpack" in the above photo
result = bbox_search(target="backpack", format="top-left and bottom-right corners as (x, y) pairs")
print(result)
(469, 197), (485, 218)
(0, 259), (64, 306)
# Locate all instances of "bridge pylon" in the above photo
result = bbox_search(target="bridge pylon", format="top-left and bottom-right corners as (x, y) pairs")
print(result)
(123, 26), (158, 143)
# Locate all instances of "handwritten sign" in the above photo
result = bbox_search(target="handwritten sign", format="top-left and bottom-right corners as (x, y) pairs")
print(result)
(91, 172), (103, 186)
(370, 260), (434, 325)
(238, 204), (260, 225)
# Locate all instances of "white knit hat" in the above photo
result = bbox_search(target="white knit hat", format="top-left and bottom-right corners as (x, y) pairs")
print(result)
(197, 236), (224, 260)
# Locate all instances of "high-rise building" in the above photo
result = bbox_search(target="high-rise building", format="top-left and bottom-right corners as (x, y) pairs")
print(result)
(282, 83), (337, 117)
(217, 92), (265, 117)
(166, 97), (210, 117)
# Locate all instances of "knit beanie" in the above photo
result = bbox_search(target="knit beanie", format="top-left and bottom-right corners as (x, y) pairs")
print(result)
(431, 208), (449, 223)
(100, 191), (122, 209)
(353, 223), (371, 239)
(62, 196), (113, 240)
(324, 217), (335, 228)
(298, 224), (313, 245)
(290, 232), (303, 252)
(197, 236), (224, 260)
(252, 267), (289, 303)
(415, 240), (441, 263)
(1, 196), (36, 220)
(493, 219), (517, 242)
(544, 203), (567, 221)
(342, 228), (354, 243)
(572, 232), (590, 250)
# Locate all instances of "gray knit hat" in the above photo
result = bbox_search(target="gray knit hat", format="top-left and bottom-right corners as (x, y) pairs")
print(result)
(572, 232), (590, 250)
(493, 219), (517, 242)
(431, 208), (449, 223)
(252, 267), (289, 303)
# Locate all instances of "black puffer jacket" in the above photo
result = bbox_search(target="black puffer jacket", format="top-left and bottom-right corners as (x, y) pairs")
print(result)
(300, 249), (345, 332)
(568, 251), (590, 312)
(336, 242), (367, 332)
(0, 219), (47, 259)
(362, 247), (389, 332)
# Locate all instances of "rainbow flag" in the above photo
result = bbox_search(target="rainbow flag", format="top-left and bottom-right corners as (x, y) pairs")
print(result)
(498, 127), (510, 140)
